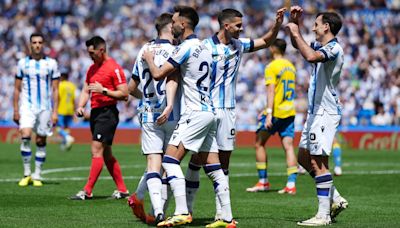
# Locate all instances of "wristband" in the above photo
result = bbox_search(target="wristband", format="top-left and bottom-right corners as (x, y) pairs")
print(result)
(266, 108), (273, 114)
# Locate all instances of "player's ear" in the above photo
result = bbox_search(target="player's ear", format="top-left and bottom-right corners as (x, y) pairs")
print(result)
(324, 23), (330, 33)
(224, 22), (230, 30)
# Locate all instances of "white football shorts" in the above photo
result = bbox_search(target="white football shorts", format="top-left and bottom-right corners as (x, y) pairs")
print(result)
(19, 108), (53, 137)
(169, 109), (218, 153)
(141, 121), (177, 155)
(215, 108), (236, 151)
(298, 111), (341, 156)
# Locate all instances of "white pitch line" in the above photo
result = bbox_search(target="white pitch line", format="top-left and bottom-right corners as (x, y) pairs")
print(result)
(1, 169), (400, 183)
(40, 161), (400, 175)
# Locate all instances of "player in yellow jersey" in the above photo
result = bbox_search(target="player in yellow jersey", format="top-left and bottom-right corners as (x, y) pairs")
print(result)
(57, 72), (76, 151)
(246, 39), (298, 194)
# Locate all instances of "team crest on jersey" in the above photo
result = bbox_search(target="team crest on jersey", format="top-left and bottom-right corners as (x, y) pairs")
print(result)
(212, 54), (223, 62)
(172, 47), (180, 56)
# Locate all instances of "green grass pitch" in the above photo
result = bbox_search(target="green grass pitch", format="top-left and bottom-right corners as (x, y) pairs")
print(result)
(0, 142), (399, 227)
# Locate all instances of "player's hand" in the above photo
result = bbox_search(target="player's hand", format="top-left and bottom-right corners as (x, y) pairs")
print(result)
(156, 105), (172, 125)
(13, 111), (20, 125)
(51, 111), (58, 126)
(275, 7), (287, 25)
(88, 81), (104, 93)
(289, 5), (303, 23)
(265, 113), (273, 129)
(285, 22), (300, 35)
(76, 107), (85, 118)
(142, 48), (154, 63)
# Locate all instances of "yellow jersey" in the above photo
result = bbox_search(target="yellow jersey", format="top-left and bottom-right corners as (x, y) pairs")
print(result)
(58, 81), (76, 116)
(264, 58), (296, 119)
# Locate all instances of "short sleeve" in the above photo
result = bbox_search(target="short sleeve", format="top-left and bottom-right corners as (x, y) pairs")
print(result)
(112, 65), (127, 86)
(318, 42), (340, 63)
(167, 44), (191, 68)
(239, 38), (254, 53)
(264, 63), (276, 85)
(15, 59), (24, 79)
(132, 59), (140, 80)
(51, 59), (60, 80)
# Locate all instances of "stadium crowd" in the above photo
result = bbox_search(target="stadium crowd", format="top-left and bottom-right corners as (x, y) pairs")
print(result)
(1, 0), (399, 129)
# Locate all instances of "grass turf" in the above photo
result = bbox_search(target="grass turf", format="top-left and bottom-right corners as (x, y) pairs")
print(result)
(0, 142), (399, 227)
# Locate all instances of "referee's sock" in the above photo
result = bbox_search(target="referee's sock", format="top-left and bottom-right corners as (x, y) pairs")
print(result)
(105, 156), (128, 193)
(84, 157), (104, 195)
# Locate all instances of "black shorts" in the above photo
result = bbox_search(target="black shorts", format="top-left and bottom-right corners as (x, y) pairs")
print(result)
(90, 105), (119, 145)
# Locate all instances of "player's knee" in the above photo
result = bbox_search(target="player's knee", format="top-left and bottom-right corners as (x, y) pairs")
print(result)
(36, 141), (46, 148)
(20, 137), (31, 151)
(189, 154), (202, 166)
(255, 139), (266, 149)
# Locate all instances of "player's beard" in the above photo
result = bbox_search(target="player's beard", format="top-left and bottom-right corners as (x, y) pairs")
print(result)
(172, 27), (183, 39)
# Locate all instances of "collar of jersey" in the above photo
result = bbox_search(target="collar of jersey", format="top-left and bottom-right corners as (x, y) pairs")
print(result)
(185, 34), (197, 40)
(27, 55), (47, 60)
(327, 37), (338, 44)
(212, 33), (233, 45)
(154, 38), (171, 44)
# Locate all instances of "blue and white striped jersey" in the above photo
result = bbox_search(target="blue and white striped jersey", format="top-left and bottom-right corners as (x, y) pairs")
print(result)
(167, 34), (213, 112)
(132, 39), (181, 123)
(16, 56), (60, 111)
(203, 34), (254, 108)
(308, 38), (344, 115)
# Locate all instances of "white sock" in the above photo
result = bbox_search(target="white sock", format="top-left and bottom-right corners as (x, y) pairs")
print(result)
(33, 144), (46, 180)
(204, 164), (232, 222)
(315, 173), (333, 217)
(331, 185), (342, 203)
(146, 172), (163, 216)
(161, 177), (171, 213)
(215, 169), (229, 218)
(162, 155), (188, 215)
(20, 137), (32, 176)
(136, 171), (148, 200)
(185, 162), (201, 214)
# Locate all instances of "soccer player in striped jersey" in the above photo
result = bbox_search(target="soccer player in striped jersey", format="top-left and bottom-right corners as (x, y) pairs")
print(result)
(127, 13), (180, 224)
(184, 7), (286, 221)
(13, 33), (60, 187)
(142, 5), (235, 227)
(246, 38), (299, 195)
(57, 71), (76, 151)
(286, 6), (348, 226)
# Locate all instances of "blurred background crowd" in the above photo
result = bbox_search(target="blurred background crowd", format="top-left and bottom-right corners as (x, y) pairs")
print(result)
(1, 0), (399, 130)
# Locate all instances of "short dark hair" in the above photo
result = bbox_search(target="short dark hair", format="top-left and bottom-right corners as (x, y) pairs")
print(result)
(217, 9), (243, 27)
(155, 13), (173, 35)
(85, 36), (106, 50)
(272, 38), (286, 54)
(61, 72), (69, 79)
(173, 5), (199, 30)
(316, 12), (342, 36)
(30, 33), (44, 42)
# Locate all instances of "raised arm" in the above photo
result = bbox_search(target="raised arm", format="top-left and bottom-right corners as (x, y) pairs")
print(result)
(287, 5), (304, 49)
(252, 7), (286, 51)
(142, 49), (176, 81)
(286, 22), (325, 63)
